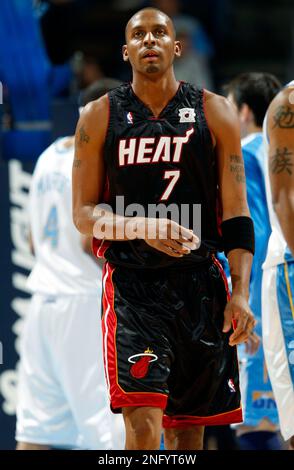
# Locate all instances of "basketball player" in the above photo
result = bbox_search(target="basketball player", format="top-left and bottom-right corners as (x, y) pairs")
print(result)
(224, 72), (282, 450)
(262, 81), (294, 448)
(72, 8), (256, 450)
(16, 79), (124, 450)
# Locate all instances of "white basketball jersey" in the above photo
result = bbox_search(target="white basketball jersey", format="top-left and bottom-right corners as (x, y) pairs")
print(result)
(263, 80), (294, 268)
(27, 137), (101, 295)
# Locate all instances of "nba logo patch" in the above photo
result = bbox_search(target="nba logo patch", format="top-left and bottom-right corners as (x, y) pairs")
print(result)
(228, 378), (236, 393)
(126, 111), (134, 124)
(178, 107), (196, 123)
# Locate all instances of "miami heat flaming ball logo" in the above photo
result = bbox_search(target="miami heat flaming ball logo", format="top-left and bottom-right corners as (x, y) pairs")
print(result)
(128, 348), (158, 379)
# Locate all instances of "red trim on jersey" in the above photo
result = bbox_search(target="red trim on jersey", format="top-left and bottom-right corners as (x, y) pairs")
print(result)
(130, 81), (183, 119)
(212, 256), (239, 330)
(148, 116), (164, 121)
(102, 262), (168, 411)
(101, 262), (111, 395)
(92, 176), (111, 259)
(212, 255), (231, 302)
(212, 254), (242, 409)
(202, 88), (215, 146)
(106, 93), (111, 139)
(162, 407), (243, 429)
(92, 238), (111, 258)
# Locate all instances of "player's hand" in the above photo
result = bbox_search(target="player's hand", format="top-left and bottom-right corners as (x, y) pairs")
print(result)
(137, 218), (199, 258)
(245, 331), (260, 355)
(222, 293), (256, 346)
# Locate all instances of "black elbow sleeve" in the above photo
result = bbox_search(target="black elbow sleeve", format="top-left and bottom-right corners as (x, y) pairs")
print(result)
(221, 216), (255, 256)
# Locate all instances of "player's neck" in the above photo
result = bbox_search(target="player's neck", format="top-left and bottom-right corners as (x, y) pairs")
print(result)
(131, 71), (179, 117)
(246, 123), (262, 136)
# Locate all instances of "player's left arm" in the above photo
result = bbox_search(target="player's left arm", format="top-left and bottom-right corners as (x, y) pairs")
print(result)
(205, 90), (256, 346)
(267, 87), (294, 255)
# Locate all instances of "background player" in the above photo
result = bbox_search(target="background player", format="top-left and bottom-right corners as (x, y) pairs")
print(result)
(72, 8), (256, 450)
(224, 72), (282, 450)
(16, 78), (124, 450)
(262, 80), (294, 449)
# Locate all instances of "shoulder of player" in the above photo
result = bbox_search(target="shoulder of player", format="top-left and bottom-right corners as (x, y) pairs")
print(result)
(267, 86), (293, 119)
(266, 86), (294, 140)
(204, 90), (238, 123)
(76, 94), (109, 144)
(203, 89), (239, 140)
(80, 94), (109, 124)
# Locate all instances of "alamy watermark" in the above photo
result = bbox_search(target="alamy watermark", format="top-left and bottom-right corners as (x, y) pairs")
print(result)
(93, 196), (201, 242)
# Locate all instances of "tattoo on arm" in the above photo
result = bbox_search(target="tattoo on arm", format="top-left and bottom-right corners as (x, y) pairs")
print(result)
(272, 106), (294, 129)
(229, 155), (246, 183)
(231, 274), (242, 285)
(73, 159), (82, 168)
(78, 126), (90, 145)
(270, 147), (293, 175)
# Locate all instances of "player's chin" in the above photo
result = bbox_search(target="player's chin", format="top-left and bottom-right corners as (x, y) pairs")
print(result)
(145, 64), (160, 74)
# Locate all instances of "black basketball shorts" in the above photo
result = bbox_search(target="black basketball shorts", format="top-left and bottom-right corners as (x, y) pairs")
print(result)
(101, 256), (242, 428)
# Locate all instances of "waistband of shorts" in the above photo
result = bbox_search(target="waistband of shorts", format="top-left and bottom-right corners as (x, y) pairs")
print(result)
(108, 249), (216, 272)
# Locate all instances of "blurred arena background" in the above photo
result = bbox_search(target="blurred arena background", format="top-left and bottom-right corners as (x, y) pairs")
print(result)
(0, 0), (293, 450)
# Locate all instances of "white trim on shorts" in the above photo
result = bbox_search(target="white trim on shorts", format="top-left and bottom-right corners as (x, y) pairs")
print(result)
(262, 265), (294, 440)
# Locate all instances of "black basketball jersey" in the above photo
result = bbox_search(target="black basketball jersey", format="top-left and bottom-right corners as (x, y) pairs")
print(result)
(93, 82), (222, 268)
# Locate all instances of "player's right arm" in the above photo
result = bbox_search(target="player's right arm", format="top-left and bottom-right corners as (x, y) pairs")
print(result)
(72, 97), (140, 239)
(72, 96), (198, 258)
(205, 90), (255, 345)
(267, 86), (294, 255)
(72, 96), (108, 236)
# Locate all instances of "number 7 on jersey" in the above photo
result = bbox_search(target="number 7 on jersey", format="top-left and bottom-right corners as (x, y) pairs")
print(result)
(160, 170), (180, 201)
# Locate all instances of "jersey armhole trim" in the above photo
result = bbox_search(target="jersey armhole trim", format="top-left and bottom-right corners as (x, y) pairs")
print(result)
(106, 92), (111, 138)
(202, 88), (215, 148)
(103, 92), (113, 161)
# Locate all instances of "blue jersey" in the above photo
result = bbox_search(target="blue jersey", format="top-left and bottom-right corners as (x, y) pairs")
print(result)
(242, 133), (271, 326)
(240, 133), (279, 426)
(220, 133), (279, 426)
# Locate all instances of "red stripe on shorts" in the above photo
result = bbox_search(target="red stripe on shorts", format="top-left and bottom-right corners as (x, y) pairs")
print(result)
(163, 407), (243, 429)
(102, 262), (168, 410)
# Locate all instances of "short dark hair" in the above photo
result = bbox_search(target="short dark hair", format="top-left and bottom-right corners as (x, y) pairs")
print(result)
(125, 7), (175, 41)
(79, 78), (122, 107)
(223, 72), (282, 127)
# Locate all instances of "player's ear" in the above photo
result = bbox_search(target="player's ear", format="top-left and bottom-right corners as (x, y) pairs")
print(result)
(239, 103), (251, 124)
(174, 41), (182, 58)
(122, 45), (129, 62)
